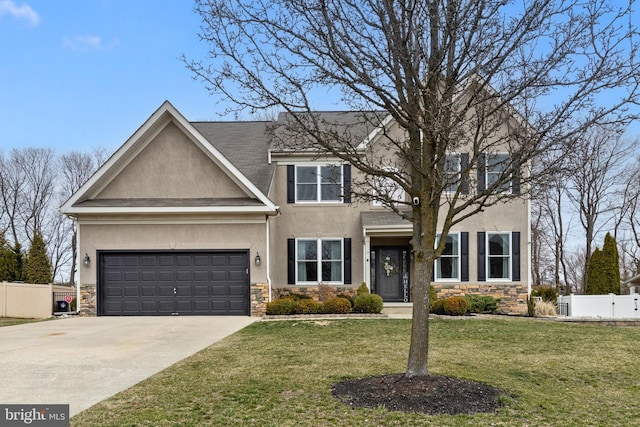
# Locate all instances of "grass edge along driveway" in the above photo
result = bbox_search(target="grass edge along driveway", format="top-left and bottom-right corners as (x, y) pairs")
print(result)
(72, 318), (640, 427)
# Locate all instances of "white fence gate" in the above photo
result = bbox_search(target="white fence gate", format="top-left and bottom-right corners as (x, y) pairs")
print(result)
(557, 294), (640, 318)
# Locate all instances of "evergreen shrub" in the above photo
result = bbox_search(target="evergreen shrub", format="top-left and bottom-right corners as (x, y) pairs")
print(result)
(465, 295), (501, 313)
(266, 298), (296, 315)
(293, 298), (320, 314)
(353, 293), (383, 313)
(431, 299), (446, 315)
(429, 285), (438, 310)
(443, 296), (467, 316)
(531, 286), (557, 302)
(320, 297), (352, 314)
(356, 282), (370, 296)
(336, 293), (354, 307)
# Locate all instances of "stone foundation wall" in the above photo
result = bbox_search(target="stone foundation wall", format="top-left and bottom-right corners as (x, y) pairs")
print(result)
(79, 284), (97, 316)
(432, 283), (528, 315)
(272, 285), (357, 302)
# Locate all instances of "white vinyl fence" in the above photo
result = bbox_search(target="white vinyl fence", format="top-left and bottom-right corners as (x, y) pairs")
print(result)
(557, 294), (640, 319)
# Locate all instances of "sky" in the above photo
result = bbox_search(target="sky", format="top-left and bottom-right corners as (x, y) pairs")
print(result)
(0, 1), (227, 155)
(1, 1), (638, 158)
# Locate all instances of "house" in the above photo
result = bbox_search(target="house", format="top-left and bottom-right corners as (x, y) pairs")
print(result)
(61, 101), (530, 316)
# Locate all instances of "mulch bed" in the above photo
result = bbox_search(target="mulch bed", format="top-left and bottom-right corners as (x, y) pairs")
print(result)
(331, 373), (508, 415)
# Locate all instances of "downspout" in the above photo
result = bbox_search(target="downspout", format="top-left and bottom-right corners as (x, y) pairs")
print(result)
(75, 218), (81, 315)
(266, 214), (272, 301)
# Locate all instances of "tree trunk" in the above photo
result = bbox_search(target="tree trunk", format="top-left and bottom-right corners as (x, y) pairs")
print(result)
(406, 250), (434, 377)
(405, 202), (437, 377)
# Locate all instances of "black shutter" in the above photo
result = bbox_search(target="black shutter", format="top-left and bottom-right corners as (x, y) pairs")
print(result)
(477, 231), (486, 281)
(461, 232), (469, 281)
(287, 238), (295, 284)
(512, 232), (521, 281)
(477, 153), (486, 194)
(343, 164), (351, 203)
(460, 153), (469, 195)
(511, 159), (521, 195)
(344, 238), (352, 284)
(287, 165), (295, 204)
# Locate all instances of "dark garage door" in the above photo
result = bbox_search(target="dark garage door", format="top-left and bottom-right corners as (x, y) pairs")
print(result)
(99, 251), (249, 316)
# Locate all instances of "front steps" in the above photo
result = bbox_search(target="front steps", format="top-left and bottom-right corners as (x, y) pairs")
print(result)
(382, 302), (413, 318)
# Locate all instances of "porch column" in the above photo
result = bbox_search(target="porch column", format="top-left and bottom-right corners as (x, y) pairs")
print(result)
(363, 231), (371, 290)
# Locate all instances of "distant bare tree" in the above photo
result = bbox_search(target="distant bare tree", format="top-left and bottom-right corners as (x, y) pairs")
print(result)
(58, 150), (103, 285)
(564, 249), (587, 294)
(566, 126), (636, 291)
(0, 149), (28, 246)
(18, 148), (57, 241)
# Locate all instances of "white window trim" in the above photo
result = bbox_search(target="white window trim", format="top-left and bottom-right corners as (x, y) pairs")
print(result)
(485, 153), (512, 194)
(444, 153), (461, 194)
(435, 233), (461, 282)
(295, 164), (343, 204)
(486, 231), (512, 282)
(295, 237), (344, 284)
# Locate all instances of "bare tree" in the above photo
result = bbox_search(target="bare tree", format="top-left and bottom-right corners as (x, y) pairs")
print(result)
(0, 150), (28, 246)
(18, 148), (57, 241)
(532, 148), (576, 294)
(566, 126), (636, 291)
(58, 150), (103, 285)
(187, 0), (640, 377)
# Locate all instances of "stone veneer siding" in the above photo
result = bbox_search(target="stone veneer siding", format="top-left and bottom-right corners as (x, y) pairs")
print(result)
(80, 284), (97, 316)
(79, 283), (269, 317)
(272, 285), (357, 302)
(432, 283), (528, 315)
(250, 283), (270, 316)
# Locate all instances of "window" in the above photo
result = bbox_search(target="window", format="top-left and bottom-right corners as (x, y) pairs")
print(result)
(435, 233), (460, 280)
(372, 167), (405, 206)
(296, 238), (343, 283)
(444, 154), (461, 192)
(487, 232), (510, 280)
(296, 165), (342, 202)
(486, 153), (511, 193)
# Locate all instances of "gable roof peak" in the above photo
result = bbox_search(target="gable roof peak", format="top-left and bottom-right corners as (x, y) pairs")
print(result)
(60, 101), (277, 215)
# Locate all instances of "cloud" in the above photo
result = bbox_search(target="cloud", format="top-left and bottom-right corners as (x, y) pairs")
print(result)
(62, 35), (119, 52)
(0, 0), (40, 26)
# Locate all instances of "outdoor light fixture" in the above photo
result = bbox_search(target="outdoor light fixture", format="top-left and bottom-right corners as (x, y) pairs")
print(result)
(83, 253), (90, 268)
(255, 252), (261, 266)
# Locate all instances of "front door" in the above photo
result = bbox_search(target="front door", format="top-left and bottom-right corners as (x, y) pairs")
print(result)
(372, 247), (410, 302)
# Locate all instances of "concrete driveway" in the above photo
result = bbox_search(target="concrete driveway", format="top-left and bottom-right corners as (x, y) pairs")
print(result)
(0, 316), (257, 416)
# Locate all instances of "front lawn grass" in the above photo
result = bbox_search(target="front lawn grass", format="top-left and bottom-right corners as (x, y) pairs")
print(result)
(0, 317), (46, 327)
(72, 318), (640, 426)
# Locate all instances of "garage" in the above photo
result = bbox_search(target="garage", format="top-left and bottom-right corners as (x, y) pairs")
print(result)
(98, 250), (250, 316)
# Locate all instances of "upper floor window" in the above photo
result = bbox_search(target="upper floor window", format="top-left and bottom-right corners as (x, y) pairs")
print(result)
(444, 154), (461, 193)
(435, 233), (460, 281)
(293, 165), (343, 203)
(487, 232), (511, 280)
(372, 167), (405, 206)
(486, 153), (511, 193)
(287, 164), (351, 204)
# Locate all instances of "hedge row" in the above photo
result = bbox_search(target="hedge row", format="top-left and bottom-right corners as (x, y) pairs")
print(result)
(430, 294), (501, 316)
